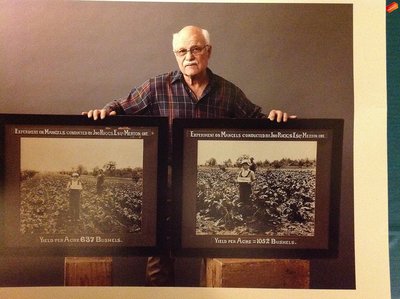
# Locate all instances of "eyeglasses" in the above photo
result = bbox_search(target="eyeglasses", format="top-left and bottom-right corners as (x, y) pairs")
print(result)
(173, 45), (209, 57)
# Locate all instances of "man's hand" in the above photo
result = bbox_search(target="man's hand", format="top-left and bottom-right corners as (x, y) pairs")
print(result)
(81, 109), (117, 120)
(267, 110), (297, 123)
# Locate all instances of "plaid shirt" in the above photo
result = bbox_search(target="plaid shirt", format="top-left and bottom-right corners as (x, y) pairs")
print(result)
(104, 69), (266, 126)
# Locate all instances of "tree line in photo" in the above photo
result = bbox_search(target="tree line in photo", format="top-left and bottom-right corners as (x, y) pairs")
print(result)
(21, 161), (143, 182)
(202, 156), (316, 170)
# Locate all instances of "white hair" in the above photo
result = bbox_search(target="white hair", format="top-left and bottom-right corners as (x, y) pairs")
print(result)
(172, 27), (211, 50)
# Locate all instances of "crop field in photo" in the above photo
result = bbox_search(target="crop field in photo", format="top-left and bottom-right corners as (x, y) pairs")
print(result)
(20, 172), (142, 234)
(196, 167), (316, 236)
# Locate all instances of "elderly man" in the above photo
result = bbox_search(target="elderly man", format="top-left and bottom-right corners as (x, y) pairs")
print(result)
(85, 25), (294, 122)
(83, 25), (295, 286)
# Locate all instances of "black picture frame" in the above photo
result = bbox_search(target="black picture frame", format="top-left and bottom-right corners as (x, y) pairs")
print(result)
(172, 118), (343, 259)
(0, 114), (168, 256)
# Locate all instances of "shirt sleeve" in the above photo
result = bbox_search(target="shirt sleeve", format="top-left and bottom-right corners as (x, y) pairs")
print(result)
(250, 171), (256, 181)
(102, 79), (153, 115)
(233, 88), (266, 119)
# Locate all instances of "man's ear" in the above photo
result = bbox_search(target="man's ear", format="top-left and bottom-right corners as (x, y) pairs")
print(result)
(207, 45), (212, 58)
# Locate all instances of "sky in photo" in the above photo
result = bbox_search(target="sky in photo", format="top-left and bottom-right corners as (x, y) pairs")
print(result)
(20, 137), (143, 172)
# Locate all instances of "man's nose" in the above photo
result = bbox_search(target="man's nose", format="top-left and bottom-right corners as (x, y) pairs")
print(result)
(185, 50), (195, 59)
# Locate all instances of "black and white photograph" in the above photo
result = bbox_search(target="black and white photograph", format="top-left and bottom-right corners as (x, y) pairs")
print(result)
(175, 119), (343, 258)
(0, 115), (167, 254)
(196, 140), (317, 237)
(19, 137), (144, 235)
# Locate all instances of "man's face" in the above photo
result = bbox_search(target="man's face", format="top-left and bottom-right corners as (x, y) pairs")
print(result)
(173, 28), (211, 79)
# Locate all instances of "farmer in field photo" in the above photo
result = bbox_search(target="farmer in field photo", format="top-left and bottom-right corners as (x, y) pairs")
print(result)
(66, 172), (83, 221)
(249, 157), (257, 172)
(237, 159), (256, 220)
(82, 25), (295, 286)
(96, 169), (105, 195)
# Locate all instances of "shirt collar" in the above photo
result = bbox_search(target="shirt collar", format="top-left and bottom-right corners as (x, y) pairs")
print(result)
(171, 68), (215, 85)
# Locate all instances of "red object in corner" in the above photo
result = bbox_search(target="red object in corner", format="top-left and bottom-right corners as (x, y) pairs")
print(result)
(387, 2), (399, 13)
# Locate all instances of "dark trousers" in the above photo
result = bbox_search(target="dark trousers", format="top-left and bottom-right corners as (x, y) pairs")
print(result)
(145, 255), (175, 286)
(69, 190), (80, 220)
(239, 183), (253, 217)
(145, 165), (175, 286)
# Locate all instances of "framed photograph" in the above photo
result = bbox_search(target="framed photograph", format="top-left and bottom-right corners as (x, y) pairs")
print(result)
(173, 118), (343, 258)
(0, 114), (168, 256)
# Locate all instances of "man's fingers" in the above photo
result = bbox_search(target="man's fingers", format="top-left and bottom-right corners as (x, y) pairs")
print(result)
(268, 110), (297, 123)
(93, 110), (100, 120)
(92, 109), (102, 120)
(82, 109), (116, 120)
(100, 109), (108, 119)
(268, 110), (283, 122)
(83, 109), (100, 120)
(283, 112), (288, 123)
(267, 110), (277, 121)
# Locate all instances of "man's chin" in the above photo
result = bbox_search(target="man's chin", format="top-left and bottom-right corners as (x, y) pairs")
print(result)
(184, 66), (199, 73)
(183, 71), (200, 78)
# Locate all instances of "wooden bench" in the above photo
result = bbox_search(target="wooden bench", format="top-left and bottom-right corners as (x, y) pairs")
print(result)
(202, 258), (310, 288)
(64, 257), (113, 286)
